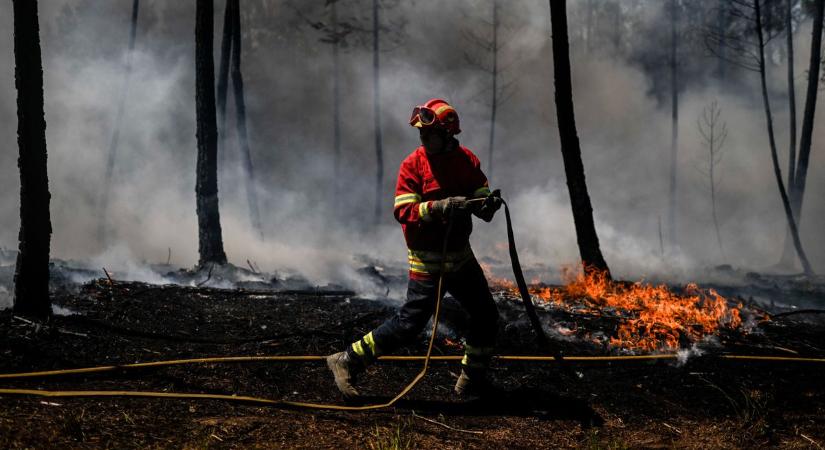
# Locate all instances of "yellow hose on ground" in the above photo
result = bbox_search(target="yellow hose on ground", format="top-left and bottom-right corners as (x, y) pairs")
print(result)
(0, 354), (822, 409)
(1, 353), (822, 381)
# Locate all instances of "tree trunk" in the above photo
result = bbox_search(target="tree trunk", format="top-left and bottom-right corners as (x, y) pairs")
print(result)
(195, 0), (228, 267)
(548, 0), (611, 279)
(331, 0), (342, 209)
(216, 0), (232, 185)
(709, 124), (725, 260)
(785, 0), (797, 187)
(12, 0), (52, 319)
(790, 0), (823, 238)
(488, 0), (498, 183)
(230, 0), (263, 240)
(98, 0), (139, 246)
(668, 0), (679, 249)
(372, 0), (384, 225)
(777, 0), (800, 268)
(754, 0), (813, 275)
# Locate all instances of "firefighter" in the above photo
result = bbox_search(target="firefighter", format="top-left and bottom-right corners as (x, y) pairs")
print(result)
(326, 98), (503, 398)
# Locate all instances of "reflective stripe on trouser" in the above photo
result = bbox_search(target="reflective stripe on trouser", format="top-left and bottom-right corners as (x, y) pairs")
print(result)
(350, 331), (379, 363)
(407, 246), (473, 276)
(349, 257), (498, 368)
(461, 344), (495, 370)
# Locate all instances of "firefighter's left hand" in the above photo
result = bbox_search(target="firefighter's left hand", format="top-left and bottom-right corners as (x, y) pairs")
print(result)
(474, 189), (502, 222)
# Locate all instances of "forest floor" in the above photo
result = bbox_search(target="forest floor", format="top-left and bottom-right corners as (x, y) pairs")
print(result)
(0, 268), (824, 449)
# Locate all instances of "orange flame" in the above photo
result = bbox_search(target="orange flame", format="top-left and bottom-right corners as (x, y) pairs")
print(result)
(489, 266), (744, 352)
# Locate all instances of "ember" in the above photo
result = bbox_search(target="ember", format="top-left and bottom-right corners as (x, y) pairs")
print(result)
(489, 266), (745, 352)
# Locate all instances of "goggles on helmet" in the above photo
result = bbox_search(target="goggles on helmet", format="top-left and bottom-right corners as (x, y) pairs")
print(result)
(409, 106), (437, 127)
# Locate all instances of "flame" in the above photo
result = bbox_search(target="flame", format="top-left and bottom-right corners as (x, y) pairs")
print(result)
(489, 266), (744, 352)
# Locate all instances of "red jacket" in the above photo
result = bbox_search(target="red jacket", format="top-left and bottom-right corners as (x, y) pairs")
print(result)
(393, 143), (491, 279)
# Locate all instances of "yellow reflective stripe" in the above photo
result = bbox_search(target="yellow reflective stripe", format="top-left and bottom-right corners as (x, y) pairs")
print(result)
(462, 344), (494, 368)
(407, 258), (471, 274)
(434, 104), (454, 116)
(394, 193), (421, 207)
(408, 247), (471, 263)
(351, 340), (366, 357)
(473, 186), (492, 198)
(418, 202), (431, 221)
(407, 246), (473, 274)
(363, 332), (379, 356)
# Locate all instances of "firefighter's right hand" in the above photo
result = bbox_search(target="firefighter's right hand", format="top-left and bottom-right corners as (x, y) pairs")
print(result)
(431, 196), (471, 219)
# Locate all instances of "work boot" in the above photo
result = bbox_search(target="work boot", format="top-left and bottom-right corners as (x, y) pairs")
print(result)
(454, 367), (493, 397)
(326, 351), (362, 399)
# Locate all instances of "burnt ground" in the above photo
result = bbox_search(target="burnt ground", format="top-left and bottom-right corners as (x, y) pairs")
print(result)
(0, 276), (824, 449)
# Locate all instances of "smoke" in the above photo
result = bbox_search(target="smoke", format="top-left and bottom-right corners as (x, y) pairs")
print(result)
(0, 0), (823, 294)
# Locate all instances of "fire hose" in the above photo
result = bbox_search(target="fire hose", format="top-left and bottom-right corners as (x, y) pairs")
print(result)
(1, 199), (824, 409)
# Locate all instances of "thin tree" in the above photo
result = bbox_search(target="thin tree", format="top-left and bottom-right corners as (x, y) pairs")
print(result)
(696, 101), (729, 260)
(548, 0), (611, 279)
(785, 0), (797, 192)
(462, 0), (518, 183)
(776, 0), (798, 267)
(790, 0), (824, 232)
(488, 0), (499, 182)
(12, 0), (52, 319)
(706, 0), (814, 275)
(753, 0), (813, 274)
(668, 0), (680, 250)
(98, 0), (140, 246)
(330, 0), (343, 209)
(372, 0), (384, 225)
(195, 0), (228, 267)
(230, 0), (264, 240)
(778, 0), (823, 268)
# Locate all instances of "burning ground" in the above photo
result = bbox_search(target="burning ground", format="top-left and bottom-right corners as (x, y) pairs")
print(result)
(0, 262), (824, 449)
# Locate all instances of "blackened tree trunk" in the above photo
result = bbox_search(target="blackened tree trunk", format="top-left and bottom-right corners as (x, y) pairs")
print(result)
(195, 0), (228, 267)
(548, 0), (611, 279)
(373, 0), (384, 225)
(230, 0), (263, 240)
(216, 0), (232, 181)
(754, 0), (813, 275)
(12, 0), (52, 319)
(98, 0), (139, 245)
(788, 0), (824, 252)
(669, 0), (679, 249)
(792, 0), (823, 212)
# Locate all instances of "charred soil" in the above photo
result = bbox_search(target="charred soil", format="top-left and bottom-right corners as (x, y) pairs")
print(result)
(0, 278), (824, 449)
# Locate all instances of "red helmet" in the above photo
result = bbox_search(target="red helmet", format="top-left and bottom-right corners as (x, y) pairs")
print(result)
(409, 98), (461, 135)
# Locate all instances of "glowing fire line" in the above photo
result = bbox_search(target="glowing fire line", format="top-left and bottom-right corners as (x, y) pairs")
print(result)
(486, 266), (744, 352)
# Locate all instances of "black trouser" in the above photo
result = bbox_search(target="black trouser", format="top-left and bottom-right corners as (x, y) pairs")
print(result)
(348, 257), (499, 370)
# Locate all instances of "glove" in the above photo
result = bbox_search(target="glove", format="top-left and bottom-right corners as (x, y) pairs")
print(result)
(430, 196), (471, 220)
(473, 189), (502, 222)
